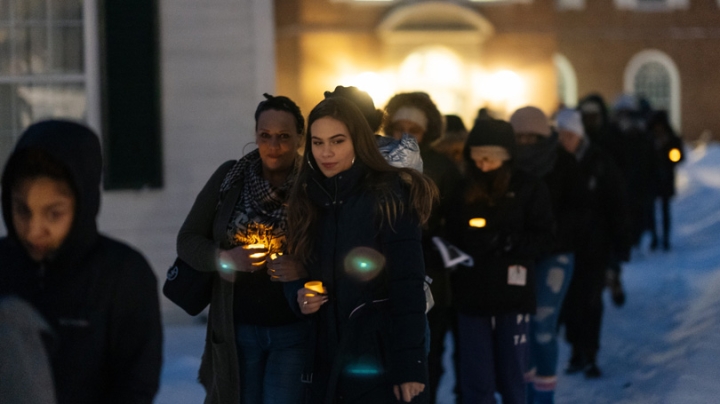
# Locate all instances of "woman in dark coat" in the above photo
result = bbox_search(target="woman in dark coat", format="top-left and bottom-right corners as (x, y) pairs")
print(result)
(383, 92), (462, 403)
(175, 94), (309, 404)
(445, 119), (555, 404)
(286, 96), (438, 403)
(0, 120), (162, 404)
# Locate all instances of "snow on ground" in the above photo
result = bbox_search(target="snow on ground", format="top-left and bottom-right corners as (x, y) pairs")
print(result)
(157, 143), (720, 404)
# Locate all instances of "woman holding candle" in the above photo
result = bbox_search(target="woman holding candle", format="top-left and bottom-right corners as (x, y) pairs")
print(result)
(286, 96), (438, 403)
(445, 119), (555, 404)
(176, 94), (308, 404)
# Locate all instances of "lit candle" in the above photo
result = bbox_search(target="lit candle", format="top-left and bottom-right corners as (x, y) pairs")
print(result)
(669, 148), (682, 163)
(469, 218), (487, 228)
(243, 243), (266, 250)
(305, 281), (326, 295)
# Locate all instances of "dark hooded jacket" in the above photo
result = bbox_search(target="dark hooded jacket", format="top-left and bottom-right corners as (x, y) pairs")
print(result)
(0, 120), (162, 404)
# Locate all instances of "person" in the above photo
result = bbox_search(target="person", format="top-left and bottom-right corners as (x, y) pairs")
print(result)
(0, 296), (56, 404)
(0, 120), (162, 404)
(286, 96), (438, 403)
(433, 114), (468, 171)
(176, 94), (309, 404)
(647, 110), (684, 251)
(556, 108), (632, 378)
(510, 106), (582, 404)
(383, 92), (462, 404)
(445, 118), (555, 404)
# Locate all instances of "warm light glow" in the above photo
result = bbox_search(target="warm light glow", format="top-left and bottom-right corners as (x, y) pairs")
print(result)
(338, 71), (396, 111)
(669, 148), (682, 163)
(469, 218), (487, 228)
(243, 243), (266, 250)
(471, 69), (526, 118)
(249, 252), (267, 259)
(305, 281), (326, 295)
(397, 47), (466, 114)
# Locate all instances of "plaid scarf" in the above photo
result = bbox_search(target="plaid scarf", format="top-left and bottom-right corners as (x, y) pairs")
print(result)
(218, 148), (295, 225)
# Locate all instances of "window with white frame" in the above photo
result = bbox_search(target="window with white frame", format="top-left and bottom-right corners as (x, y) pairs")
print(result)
(614, 0), (689, 11)
(624, 49), (681, 130)
(0, 0), (90, 167)
(554, 53), (578, 107)
(556, 0), (585, 10)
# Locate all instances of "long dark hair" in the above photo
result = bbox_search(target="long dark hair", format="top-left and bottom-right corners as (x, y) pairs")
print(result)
(287, 97), (438, 263)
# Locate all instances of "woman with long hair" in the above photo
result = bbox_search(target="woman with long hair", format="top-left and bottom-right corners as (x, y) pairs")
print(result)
(286, 96), (438, 403)
(175, 94), (308, 404)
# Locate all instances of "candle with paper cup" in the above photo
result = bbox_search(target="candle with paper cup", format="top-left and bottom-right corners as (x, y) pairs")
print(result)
(304, 281), (326, 297)
(243, 243), (268, 266)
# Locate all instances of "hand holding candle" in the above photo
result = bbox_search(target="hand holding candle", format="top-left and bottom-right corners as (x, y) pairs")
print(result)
(297, 281), (328, 315)
(218, 243), (268, 274)
(266, 253), (308, 282)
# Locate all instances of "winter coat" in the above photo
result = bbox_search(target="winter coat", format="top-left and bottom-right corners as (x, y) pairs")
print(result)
(515, 135), (584, 254)
(0, 120), (162, 404)
(420, 146), (461, 308)
(295, 162), (428, 404)
(177, 159), (302, 404)
(573, 141), (632, 264)
(652, 132), (684, 198)
(445, 169), (555, 316)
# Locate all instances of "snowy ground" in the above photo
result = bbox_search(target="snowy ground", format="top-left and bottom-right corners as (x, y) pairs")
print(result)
(157, 143), (720, 404)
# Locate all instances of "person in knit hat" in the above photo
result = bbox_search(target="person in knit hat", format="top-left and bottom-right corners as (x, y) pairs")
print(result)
(445, 118), (555, 404)
(510, 106), (582, 404)
(555, 108), (632, 379)
(384, 92), (461, 404)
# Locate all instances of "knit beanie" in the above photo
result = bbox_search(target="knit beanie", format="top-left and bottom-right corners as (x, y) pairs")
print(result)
(555, 108), (585, 138)
(392, 106), (428, 131)
(509, 106), (551, 137)
(324, 86), (383, 132)
(465, 118), (516, 160)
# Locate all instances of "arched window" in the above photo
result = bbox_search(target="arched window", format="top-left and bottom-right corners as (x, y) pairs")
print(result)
(553, 53), (578, 107)
(624, 49), (681, 129)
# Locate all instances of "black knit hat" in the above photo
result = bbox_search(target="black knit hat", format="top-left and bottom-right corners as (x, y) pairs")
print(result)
(465, 118), (516, 158)
(324, 86), (383, 132)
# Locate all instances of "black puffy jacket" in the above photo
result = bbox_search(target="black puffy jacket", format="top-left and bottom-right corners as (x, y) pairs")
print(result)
(295, 162), (428, 403)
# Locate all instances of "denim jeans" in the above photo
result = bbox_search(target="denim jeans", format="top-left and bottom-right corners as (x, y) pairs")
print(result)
(530, 253), (574, 378)
(235, 320), (309, 404)
(458, 313), (530, 404)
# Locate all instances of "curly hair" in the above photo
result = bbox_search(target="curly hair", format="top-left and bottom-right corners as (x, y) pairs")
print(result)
(254, 93), (305, 135)
(382, 92), (444, 147)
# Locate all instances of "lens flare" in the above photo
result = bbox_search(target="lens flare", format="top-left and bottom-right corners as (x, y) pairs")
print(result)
(344, 247), (386, 282)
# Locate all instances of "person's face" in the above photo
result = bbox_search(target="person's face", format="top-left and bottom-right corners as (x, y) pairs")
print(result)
(391, 119), (425, 144)
(310, 117), (356, 178)
(558, 129), (582, 154)
(11, 177), (76, 262)
(515, 132), (542, 146)
(256, 109), (301, 175)
(470, 147), (504, 172)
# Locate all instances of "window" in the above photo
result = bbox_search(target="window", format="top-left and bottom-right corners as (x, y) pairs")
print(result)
(624, 49), (681, 129)
(554, 53), (578, 107)
(0, 0), (88, 168)
(0, 0), (162, 190)
(556, 0), (585, 10)
(614, 0), (689, 11)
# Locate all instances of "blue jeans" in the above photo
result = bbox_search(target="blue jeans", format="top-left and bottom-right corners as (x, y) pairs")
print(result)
(530, 253), (574, 379)
(235, 321), (309, 404)
(458, 313), (530, 404)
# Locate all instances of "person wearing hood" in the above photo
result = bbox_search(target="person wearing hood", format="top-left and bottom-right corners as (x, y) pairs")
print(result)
(556, 108), (632, 379)
(510, 106), (582, 404)
(383, 92), (462, 403)
(445, 119), (555, 404)
(0, 120), (162, 404)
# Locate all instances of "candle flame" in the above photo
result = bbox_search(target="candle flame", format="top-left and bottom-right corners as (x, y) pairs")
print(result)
(244, 243), (266, 250)
(469, 218), (487, 228)
(669, 148), (682, 163)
